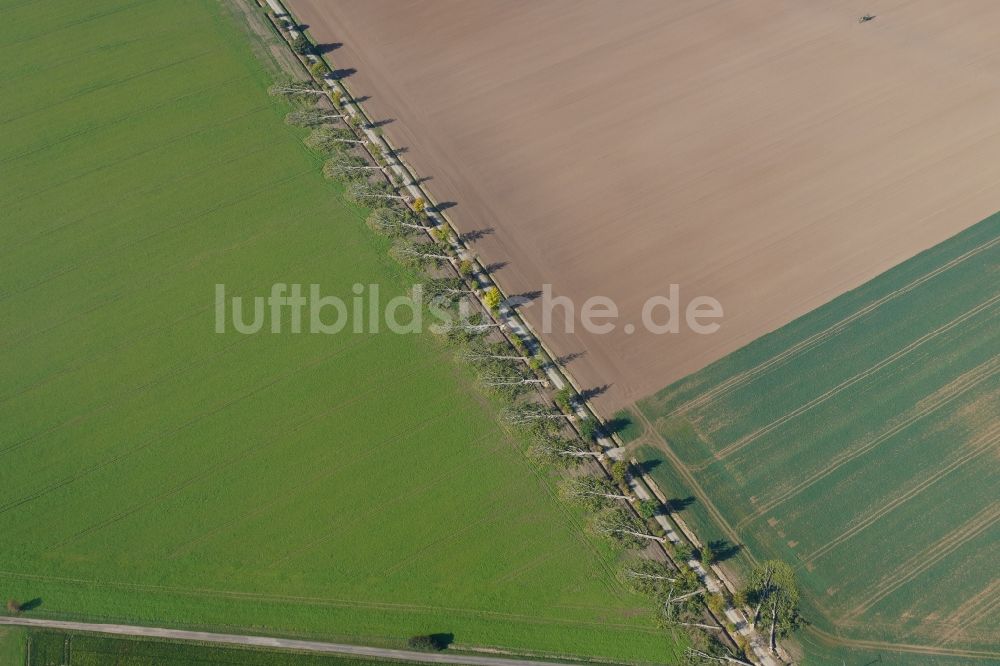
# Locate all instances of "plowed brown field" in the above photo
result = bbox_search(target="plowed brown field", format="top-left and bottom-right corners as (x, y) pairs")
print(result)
(289, 0), (1000, 413)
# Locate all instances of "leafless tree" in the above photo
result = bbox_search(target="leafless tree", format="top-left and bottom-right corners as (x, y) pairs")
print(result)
(305, 128), (365, 153)
(365, 208), (425, 237)
(480, 374), (547, 387)
(462, 350), (529, 362)
(503, 405), (574, 425)
(348, 181), (407, 204)
(593, 507), (665, 547)
(268, 81), (326, 97)
(461, 320), (505, 334)
(625, 569), (677, 583)
(285, 109), (348, 127)
(559, 476), (634, 509)
(389, 240), (452, 267)
(324, 155), (383, 181)
(684, 648), (752, 665)
(529, 436), (602, 463)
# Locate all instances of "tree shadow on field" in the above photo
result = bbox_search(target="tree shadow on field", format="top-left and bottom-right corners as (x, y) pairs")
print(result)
(579, 384), (609, 401)
(368, 118), (395, 129)
(431, 201), (457, 213)
(460, 227), (494, 243)
(21, 598), (43, 612)
(634, 458), (661, 475)
(429, 633), (454, 650)
(483, 261), (507, 273)
(707, 538), (742, 563)
(556, 350), (586, 366)
(663, 495), (695, 513)
(603, 414), (631, 437)
(331, 67), (356, 80)
(314, 42), (341, 54)
(505, 289), (542, 310)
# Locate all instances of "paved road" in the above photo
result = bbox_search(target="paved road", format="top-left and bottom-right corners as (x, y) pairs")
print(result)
(0, 617), (572, 666)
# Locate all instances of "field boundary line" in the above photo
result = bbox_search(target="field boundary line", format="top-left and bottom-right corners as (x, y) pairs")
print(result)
(803, 425), (1000, 563)
(631, 410), (752, 568)
(0, 617), (596, 666)
(661, 234), (1000, 419)
(802, 623), (1000, 661)
(740, 356), (1000, 526)
(0, 568), (661, 635)
(709, 292), (1000, 465)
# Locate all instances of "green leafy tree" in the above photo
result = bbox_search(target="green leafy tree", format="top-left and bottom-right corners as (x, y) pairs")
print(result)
(637, 498), (659, 520)
(578, 417), (599, 441)
(672, 541), (693, 562)
(742, 560), (800, 653)
(483, 287), (502, 312)
(554, 386), (575, 412)
(699, 541), (717, 567)
(610, 460), (629, 486)
(291, 33), (312, 55)
(407, 635), (443, 651)
(432, 226), (453, 244)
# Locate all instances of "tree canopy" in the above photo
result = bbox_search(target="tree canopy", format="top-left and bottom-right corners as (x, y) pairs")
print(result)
(742, 559), (800, 651)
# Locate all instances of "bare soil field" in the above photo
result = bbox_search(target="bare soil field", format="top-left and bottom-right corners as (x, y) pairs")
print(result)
(289, 0), (1000, 413)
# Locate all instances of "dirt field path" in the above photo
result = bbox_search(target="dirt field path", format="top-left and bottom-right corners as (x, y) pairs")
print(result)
(0, 616), (576, 666)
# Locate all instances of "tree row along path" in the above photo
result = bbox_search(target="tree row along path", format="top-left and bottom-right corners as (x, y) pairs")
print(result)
(0, 616), (578, 666)
(264, 2), (782, 663)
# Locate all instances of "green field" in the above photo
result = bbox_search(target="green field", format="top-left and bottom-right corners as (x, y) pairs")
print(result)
(634, 216), (1000, 663)
(0, 0), (679, 662)
(0, 627), (25, 665)
(24, 631), (434, 666)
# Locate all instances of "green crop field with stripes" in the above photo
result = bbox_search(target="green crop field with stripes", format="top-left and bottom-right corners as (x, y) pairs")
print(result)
(634, 215), (999, 664)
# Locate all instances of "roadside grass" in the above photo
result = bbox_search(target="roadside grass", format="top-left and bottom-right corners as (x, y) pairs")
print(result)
(635, 214), (1000, 663)
(0, 627), (25, 665)
(0, 0), (679, 662)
